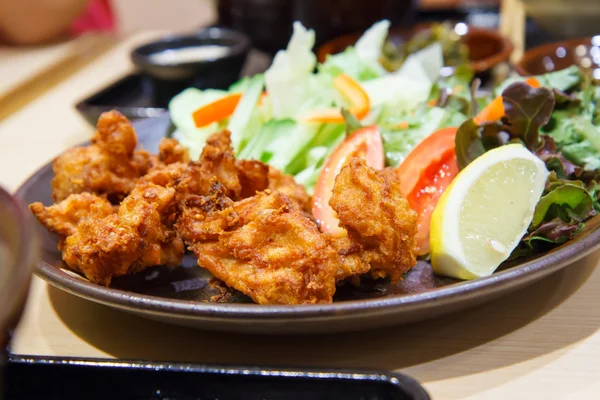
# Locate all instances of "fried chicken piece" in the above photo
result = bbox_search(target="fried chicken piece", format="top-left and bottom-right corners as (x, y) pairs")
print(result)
(31, 182), (185, 286)
(158, 138), (190, 165)
(51, 111), (157, 203)
(267, 167), (312, 213)
(329, 157), (418, 282)
(177, 178), (240, 241)
(329, 234), (371, 283)
(178, 188), (337, 304)
(236, 159), (269, 198)
(191, 130), (243, 199)
(145, 130), (310, 209)
(29, 193), (115, 237)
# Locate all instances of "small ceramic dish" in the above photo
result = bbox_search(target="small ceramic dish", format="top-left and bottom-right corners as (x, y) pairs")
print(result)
(317, 22), (513, 75)
(516, 36), (600, 77)
(130, 27), (251, 106)
(0, 186), (38, 352)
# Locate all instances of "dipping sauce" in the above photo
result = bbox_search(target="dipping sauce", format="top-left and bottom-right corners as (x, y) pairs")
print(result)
(148, 45), (231, 65)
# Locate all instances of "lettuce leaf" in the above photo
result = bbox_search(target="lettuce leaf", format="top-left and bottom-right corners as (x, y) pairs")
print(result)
(536, 135), (582, 179)
(355, 19), (391, 67)
(319, 19), (390, 81)
(455, 120), (510, 169)
(530, 181), (594, 228)
(456, 82), (555, 169)
(494, 65), (583, 95)
(382, 106), (467, 167)
(510, 173), (597, 258)
(227, 74), (264, 152)
(319, 47), (382, 81)
(405, 42), (443, 83)
(169, 87), (228, 159)
(502, 82), (555, 151)
(543, 113), (600, 170)
(237, 118), (295, 162)
(264, 22), (319, 118)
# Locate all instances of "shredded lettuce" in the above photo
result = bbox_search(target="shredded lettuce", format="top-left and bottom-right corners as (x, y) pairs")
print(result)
(227, 74), (264, 152)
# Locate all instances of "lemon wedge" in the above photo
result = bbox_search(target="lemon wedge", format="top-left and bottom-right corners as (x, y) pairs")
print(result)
(430, 144), (549, 280)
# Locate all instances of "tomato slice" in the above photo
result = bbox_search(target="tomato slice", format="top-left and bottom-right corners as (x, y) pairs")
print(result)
(407, 149), (459, 255)
(396, 127), (458, 197)
(313, 125), (384, 236)
(396, 127), (459, 255)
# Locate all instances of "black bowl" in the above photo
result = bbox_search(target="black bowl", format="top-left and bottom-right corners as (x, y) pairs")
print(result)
(131, 28), (251, 107)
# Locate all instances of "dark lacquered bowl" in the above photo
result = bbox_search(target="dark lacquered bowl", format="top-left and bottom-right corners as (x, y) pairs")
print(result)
(317, 22), (513, 75)
(0, 187), (38, 358)
(516, 36), (600, 77)
(130, 28), (251, 107)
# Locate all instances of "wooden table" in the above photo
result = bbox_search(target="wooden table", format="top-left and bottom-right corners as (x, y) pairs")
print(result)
(1, 32), (599, 400)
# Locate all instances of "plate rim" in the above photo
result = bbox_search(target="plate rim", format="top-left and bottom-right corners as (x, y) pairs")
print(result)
(15, 123), (600, 322)
(34, 237), (597, 319)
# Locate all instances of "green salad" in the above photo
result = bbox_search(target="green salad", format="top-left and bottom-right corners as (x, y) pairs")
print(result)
(170, 20), (444, 194)
(168, 20), (600, 275)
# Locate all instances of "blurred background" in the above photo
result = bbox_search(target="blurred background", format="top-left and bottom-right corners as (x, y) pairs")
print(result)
(1, 0), (505, 47)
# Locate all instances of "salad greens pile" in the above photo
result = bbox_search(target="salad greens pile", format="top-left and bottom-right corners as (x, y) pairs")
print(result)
(168, 19), (600, 260)
(454, 66), (600, 256)
(169, 20), (445, 193)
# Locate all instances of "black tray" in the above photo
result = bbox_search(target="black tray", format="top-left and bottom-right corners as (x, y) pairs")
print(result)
(75, 73), (168, 127)
(3, 355), (430, 400)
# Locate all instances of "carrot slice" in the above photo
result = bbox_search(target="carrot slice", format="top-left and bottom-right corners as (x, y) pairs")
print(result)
(335, 74), (370, 119)
(391, 121), (409, 130)
(473, 78), (542, 125)
(193, 93), (243, 128)
(525, 77), (541, 88)
(258, 91), (268, 106)
(303, 74), (370, 123)
(473, 95), (505, 125)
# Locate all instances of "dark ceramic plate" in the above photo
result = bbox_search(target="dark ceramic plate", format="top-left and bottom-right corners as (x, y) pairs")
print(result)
(5, 355), (430, 400)
(15, 115), (600, 335)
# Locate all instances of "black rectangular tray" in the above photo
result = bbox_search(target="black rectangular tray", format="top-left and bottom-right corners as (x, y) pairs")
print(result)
(3, 355), (430, 400)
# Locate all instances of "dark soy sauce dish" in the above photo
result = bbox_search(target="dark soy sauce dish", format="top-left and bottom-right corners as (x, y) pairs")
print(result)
(131, 27), (251, 107)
